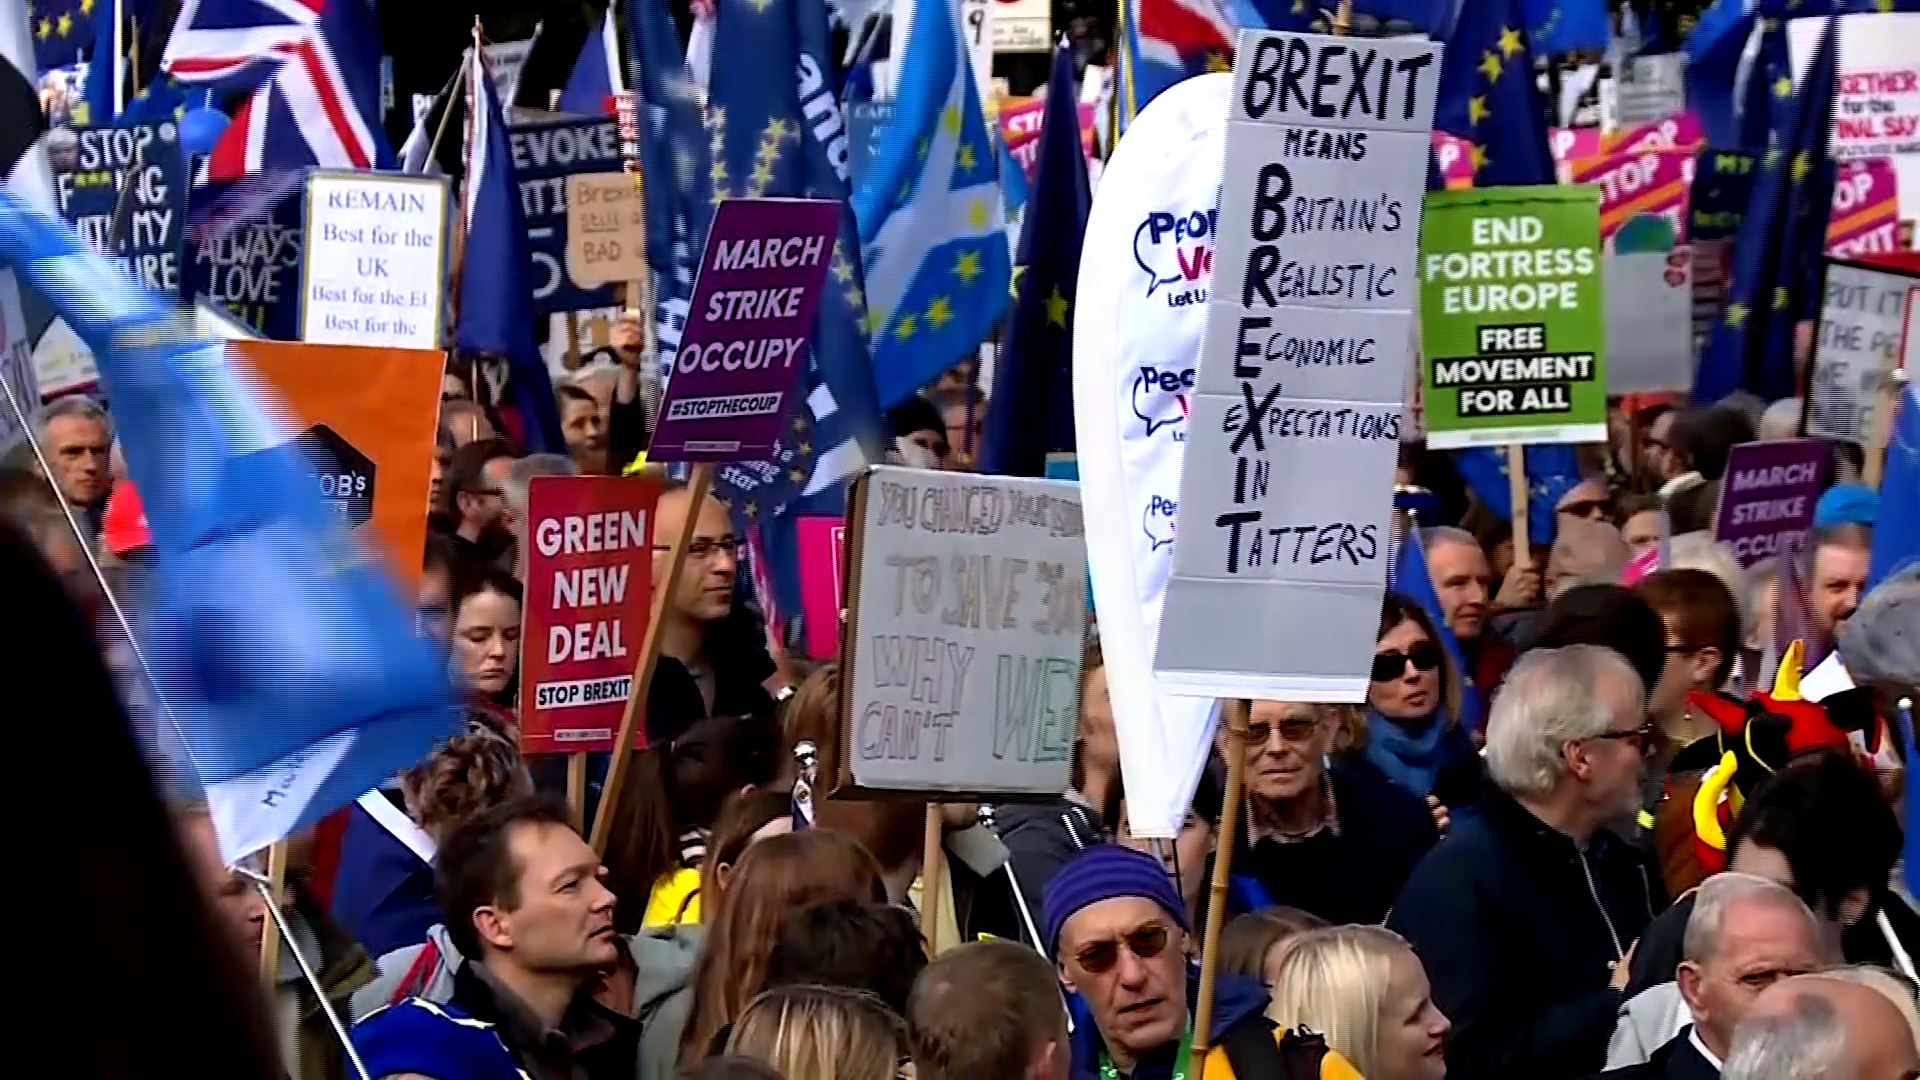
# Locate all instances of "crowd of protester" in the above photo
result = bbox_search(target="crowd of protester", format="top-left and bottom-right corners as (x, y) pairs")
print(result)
(3, 349), (1920, 1080)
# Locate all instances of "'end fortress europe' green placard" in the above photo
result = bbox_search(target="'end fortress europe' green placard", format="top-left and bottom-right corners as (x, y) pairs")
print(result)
(1419, 186), (1607, 448)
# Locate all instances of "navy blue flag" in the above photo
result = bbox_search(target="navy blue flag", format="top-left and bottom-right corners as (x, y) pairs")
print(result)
(456, 42), (564, 455)
(0, 187), (452, 863)
(979, 41), (1088, 478)
(1437, 0), (1555, 187)
(509, 117), (623, 315)
(558, 3), (617, 117)
(702, 0), (888, 523)
(29, 0), (90, 73)
(1518, 0), (1609, 55)
(49, 120), (186, 295)
(1695, 14), (1840, 406)
(620, 0), (713, 360)
(1736, 15), (1791, 151)
(1453, 444), (1582, 548)
(1684, 0), (1758, 146)
(186, 173), (306, 340)
(1868, 383), (1918, 588)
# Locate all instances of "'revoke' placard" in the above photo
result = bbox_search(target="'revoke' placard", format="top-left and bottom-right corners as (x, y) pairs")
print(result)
(1155, 29), (1441, 702)
(842, 466), (1087, 796)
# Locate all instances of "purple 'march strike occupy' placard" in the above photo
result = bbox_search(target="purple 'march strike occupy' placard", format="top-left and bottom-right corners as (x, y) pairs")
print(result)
(1713, 439), (1833, 568)
(648, 198), (841, 462)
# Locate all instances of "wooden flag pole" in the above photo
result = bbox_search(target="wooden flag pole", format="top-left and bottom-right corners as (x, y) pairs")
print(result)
(1506, 443), (1531, 563)
(258, 840), (289, 986)
(567, 751), (588, 832)
(1189, 700), (1251, 1080)
(589, 464), (714, 853)
(923, 803), (948, 956)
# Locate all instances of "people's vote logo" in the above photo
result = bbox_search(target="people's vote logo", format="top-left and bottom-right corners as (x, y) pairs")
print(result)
(1133, 208), (1216, 303)
(1131, 365), (1192, 439)
(1142, 493), (1178, 551)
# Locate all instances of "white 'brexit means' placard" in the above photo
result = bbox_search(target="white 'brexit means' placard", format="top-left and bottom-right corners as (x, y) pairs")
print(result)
(1156, 29), (1442, 702)
(300, 172), (449, 349)
(844, 466), (1087, 796)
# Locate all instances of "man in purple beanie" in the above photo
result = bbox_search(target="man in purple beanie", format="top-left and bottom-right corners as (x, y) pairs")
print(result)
(1043, 844), (1360, 1080)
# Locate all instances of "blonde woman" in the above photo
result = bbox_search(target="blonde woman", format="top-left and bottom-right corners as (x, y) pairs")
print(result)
(1269, 926), (1451, 1080)
(725, 984), (911, 1080)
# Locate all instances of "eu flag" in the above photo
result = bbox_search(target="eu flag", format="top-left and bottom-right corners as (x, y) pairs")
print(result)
(1684, 0), (1759, 146)
(1453, 444), (1583, 547)
(0, 189), (452, 863)
(702, 0), (887, 523)
(455, 42), (564, 455)
(1695, 14), (1840, 406)
(1437, 0), (1555, 187)
(852, 0), (1011, 406)
(1518, 0), (1610, 56)
(622, 0), (713, 360)
(1736, 15), (1792, 151)
(978, 42), (1088, 478)
(28, 0), (89, 73)
(1869, 381), (1919, 588)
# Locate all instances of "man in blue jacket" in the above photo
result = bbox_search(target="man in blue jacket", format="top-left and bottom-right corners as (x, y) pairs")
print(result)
(1390, 644), (1665, 1080)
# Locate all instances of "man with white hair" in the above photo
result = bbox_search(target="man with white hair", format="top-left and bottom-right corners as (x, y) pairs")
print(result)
(1426, 525), (1515, 707)
(1597, 873), (1832, 1079)
(1722, 994), (1852, 1080)
(1727, 971), (1920, 1080)
(1391, 644), (1663, 1080)
(501, 453), (578, 580)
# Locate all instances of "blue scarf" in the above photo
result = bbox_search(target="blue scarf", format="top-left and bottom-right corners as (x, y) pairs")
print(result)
(1361, 708), (1457, 798)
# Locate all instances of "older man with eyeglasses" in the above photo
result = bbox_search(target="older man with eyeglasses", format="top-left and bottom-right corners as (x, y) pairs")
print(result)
(1043, 843), (1363, 1080)
(1390, 644), (1665, 1080)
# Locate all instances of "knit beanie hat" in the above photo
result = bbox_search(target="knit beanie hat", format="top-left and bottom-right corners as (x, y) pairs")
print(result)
(1042, 843), (1190, 958)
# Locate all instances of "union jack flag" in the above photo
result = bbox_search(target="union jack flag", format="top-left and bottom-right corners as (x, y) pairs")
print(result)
(160, 0), (389, 180)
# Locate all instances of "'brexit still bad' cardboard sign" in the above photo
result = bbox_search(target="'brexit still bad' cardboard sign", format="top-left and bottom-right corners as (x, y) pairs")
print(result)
(1156, 29), (1440, 702)
(648, 198), (841, 463)
(519, 475), (660, 754)
(1419, 185), (1607, 448)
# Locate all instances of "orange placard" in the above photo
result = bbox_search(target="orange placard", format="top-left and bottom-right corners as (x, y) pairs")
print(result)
(231, 340), (446, 588)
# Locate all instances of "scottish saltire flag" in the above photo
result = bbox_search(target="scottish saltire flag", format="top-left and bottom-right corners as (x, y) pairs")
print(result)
(0, 189), (451, 864)
(1454, 444), (1582, 547)
(703, 0), (886, 521)
(852, 0), (1011, 407)
(456, 41), (564, 457)
(622, 0), (712, 370)
(1869, 382), (1919, 588)
(1396, 529), (1486, 730)
(1695, 14), (1839, 406)
(979, 42), (1087, 478)
(1437, 0), (1555, 186)
(557, 1), (617, 116)
(162, 0), (392, 181)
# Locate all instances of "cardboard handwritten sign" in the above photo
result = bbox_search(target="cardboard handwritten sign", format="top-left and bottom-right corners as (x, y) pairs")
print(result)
(518, 475), (659, 754)
(49, 121), (187, 294)
(1420, 185), (1608, 448)
(1810, 258), (1918, 444)
(1155, 28), (1440, 702)
(1714, 439), (1832, 568)
(839, 466), (1087, 796)
(649, 197), (840, 462)
(566, 172), (648, 289)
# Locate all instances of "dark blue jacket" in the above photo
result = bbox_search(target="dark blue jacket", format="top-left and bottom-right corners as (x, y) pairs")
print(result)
(1388, 789), (1663, 1080)
(331, 800), (439, 959)
(1067, 969), (1268, 1080)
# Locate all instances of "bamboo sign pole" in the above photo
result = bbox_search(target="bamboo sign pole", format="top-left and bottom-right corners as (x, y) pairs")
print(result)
(589, 464), (715, 853)
(1189, 701), (1251, 1080)
(1507, 443), (1532, 563)
(923, 804), (948, 956)
(258, 840), (290, 985)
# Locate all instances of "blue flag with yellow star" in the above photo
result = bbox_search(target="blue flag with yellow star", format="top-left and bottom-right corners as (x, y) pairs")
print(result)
(1518, 0), (1609, 56)
(702, 0), (888, 524)
(29, 0), (90, 73)
(1736, 12), (1792, 150)
(622, 0), (712, 362)
(1684, 0), (1759, 146)
(851, 0), (1010, 407)
(1453, 444), (1583, 548)
(978, 41), (1088, 478)
(1695, 12), (1840, 406)
(1437, 0), (1555, 187)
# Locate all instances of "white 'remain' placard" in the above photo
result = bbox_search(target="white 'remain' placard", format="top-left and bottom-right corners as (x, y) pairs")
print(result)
(300, 172), (449, 349)
(846, 466), (1087, 795)
(1155, 29), (1441, 702)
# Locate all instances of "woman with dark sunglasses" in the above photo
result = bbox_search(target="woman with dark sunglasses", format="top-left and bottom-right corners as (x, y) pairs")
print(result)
(1343, 594), (1482, 817)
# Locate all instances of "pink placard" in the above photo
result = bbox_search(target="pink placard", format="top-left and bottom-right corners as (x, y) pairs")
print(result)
(796, 514), (846, 661)
(1432, 132), (1474, 189)
(1568, 147), (1695, 243)
(1828, 158), (1902, 259)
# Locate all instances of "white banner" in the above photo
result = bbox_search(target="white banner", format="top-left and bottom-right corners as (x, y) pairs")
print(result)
(844, 466), (1087, 795)
(0, 272), (40, 443)
(299, 172), (449, 350)
(1790, 13), (1920, 248)
(1072, 74), (1229, 838)
(1605, 250), (1694, 394)
(1155, 29), (1441, 702)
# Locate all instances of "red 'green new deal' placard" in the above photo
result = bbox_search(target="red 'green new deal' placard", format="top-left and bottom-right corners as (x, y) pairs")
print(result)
(1419, 185), (1608, 448)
